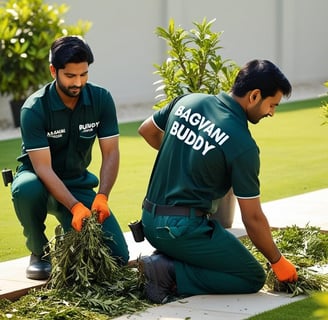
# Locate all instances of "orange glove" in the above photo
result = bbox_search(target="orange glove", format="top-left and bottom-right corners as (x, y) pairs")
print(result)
(271, 255), (298, 282)
(71, 202), (92, 232)
(91, 193), (110, 223)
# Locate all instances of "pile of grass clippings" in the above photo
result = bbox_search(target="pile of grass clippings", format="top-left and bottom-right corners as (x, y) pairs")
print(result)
(241, 224), (328, 297)
(0, 213), (151, 319)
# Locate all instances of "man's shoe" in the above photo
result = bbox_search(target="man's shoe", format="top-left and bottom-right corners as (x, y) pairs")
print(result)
(139, 253), (176, 304)
(26, 253), (51, 280)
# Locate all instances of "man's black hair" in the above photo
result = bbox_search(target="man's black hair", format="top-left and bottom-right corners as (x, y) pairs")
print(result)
(232, 59), (292, 99)
(49, 35), (94, 69)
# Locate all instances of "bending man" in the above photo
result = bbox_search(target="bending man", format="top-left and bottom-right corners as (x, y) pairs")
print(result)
(138, 59), (298, 303)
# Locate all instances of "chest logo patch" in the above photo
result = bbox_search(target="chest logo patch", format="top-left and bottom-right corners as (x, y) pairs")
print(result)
(79, 121), (100, 133)
(47, 128), (66, 138)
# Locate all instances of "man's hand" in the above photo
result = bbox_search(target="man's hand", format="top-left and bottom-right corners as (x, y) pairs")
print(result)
(271, 255), (298, 282)
(91, 193), (110, 223)
(71, 202), (92, 231)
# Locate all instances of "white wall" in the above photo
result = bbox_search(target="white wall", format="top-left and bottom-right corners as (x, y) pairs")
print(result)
(1, 0), (327, 127)
(164, 0), (328, 84)
(53, 0), (165, 107)
(281, 0), (327, 83)
(165, 0), (278, 64)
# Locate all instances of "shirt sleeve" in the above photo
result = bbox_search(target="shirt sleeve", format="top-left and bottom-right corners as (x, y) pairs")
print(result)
(96, 89), (119, 139)
(20, 104), (49, 151)
(231, 147), (261, 198)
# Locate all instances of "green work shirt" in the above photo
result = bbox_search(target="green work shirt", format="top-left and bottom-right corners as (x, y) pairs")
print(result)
(17, 81), (119, 179)
(146, 92), (260, 213)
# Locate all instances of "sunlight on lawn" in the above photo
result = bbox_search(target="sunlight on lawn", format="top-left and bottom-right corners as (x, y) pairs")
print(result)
(0, 99), (327, 262)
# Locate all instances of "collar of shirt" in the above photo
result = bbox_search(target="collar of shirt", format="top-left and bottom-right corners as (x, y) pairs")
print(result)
(48, 81), (92, 111)
(216, 92), (248, 125)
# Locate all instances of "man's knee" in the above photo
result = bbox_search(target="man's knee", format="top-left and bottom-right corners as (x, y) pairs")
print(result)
(12, 171), (46, 201)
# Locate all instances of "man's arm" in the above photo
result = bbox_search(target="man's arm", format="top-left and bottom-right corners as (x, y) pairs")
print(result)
(138, 117), (164, 150)
(238, 197), (298, 282)
(90, 136), (119, 223)
(238, 197), (281, 263)
(97, 136), (119, 197)
(28, 148), (78, 210)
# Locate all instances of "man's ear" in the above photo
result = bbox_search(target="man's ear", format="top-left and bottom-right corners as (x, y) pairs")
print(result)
(249, 89), (261, 104)
(49, 64), (56, 79)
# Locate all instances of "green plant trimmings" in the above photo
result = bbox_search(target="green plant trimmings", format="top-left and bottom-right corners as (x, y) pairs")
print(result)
(241, 224), (328, 297)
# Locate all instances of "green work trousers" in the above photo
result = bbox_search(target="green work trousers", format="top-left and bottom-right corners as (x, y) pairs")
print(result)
(142, 207), (266, 296)
(11, 168), (129, 265)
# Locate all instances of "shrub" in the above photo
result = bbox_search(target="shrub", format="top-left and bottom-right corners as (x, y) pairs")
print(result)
(153, 18), (240, 109)
(0, 0), (92, 102)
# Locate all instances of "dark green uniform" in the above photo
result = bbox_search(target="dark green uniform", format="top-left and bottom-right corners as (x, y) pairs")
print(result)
(142, 92), (266, 295)
(11, 81), (129, 264)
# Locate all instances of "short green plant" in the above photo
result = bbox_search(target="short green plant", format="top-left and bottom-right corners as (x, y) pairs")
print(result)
(153, 17), (240, 109)
(0, 0), (92, 101)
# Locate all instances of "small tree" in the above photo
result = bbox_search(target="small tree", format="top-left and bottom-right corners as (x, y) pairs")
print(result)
(153, 18), (240, 109)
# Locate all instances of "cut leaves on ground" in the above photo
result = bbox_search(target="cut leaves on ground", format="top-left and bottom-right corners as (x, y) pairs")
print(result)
(241, 224), (328, 297)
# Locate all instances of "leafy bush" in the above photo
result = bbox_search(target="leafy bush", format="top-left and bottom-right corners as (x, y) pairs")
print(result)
(0, 0), (92, 101)
(153, 18), (240, 109)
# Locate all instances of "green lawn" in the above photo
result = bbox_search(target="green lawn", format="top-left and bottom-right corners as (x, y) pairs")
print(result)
(246, 296), (320, 320)
(250, 98), (328, 201)
(0, 97), (327, 262)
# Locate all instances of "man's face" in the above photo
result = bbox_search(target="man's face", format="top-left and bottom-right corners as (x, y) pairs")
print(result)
(54, 62), (89, 98)
(247, 91), (283, 124)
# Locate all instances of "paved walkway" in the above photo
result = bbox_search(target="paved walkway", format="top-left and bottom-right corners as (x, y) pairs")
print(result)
(1, 188), (327, 319)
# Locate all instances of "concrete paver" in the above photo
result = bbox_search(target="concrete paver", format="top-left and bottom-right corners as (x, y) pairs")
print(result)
(233, 188), (328, 231)
(114, 292), (305, 320)
(0, 256), (45, 301)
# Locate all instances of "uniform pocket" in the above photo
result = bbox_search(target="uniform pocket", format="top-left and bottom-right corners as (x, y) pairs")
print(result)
(154, 216), (206, 239)
(77, 133), (96, 150)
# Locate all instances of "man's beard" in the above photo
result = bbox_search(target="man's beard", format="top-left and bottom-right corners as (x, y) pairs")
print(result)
(57, 79), (82, 98)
